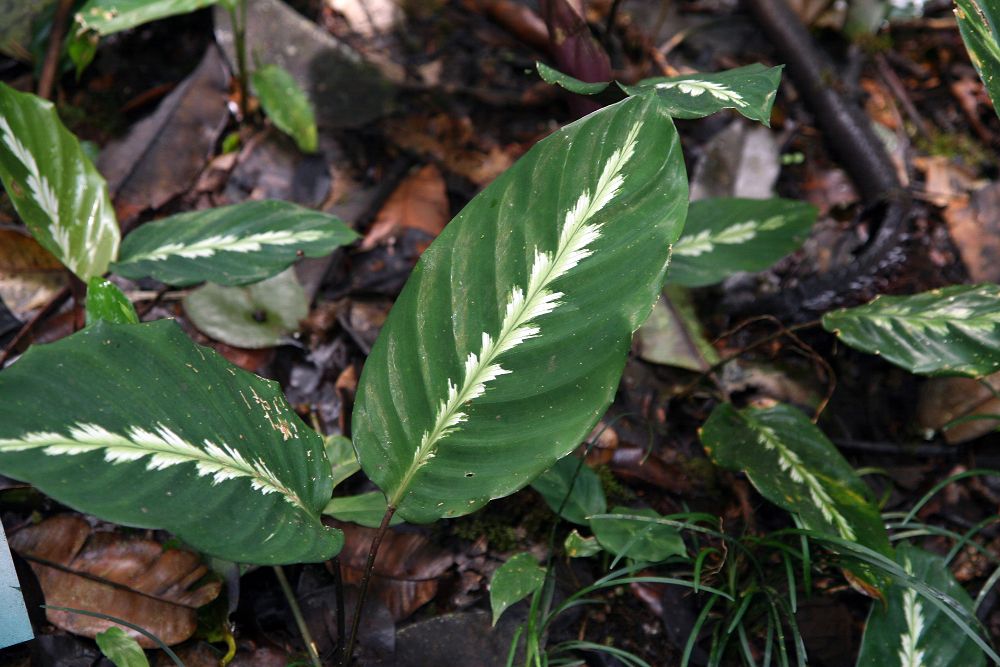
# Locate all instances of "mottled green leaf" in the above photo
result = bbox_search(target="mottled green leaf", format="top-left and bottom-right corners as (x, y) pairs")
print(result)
(0, 83), (119, 280)
(323, 491), (403, 528)
(589, 506), (686, 562)
(857, 544), (985, 667)
(95, 627), (149, 667)
(822, 284), (1000, 377)
(490, 552), (545, 626)
(252, 64), (318, 154)
(701, 403), (891, 589)
(536, 61), (610, 95)
(352, 95), (688, 524)
(113, 200), (357, 287)
(956, 0), (1000, 119)
(0, 320), (342, 564)
(636, 286), (719, 372)
(564, 529), (601, 558)
(530, 455), (606, 525)
(75, 0), (220, 36)
(85, 278), (138, 326)
(668, 197), (816, 287)
(621, 64), (783, 125)
(183, 268), (308, 349)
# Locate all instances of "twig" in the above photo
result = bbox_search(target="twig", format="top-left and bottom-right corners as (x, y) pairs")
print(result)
(0, 284), (71, 368)
(37, 0), (76, 100)
(332, 554), (346, 657)
(341, 505), (397, 666)
(874, 53), (931, 140)
(273, 566), (322, 667)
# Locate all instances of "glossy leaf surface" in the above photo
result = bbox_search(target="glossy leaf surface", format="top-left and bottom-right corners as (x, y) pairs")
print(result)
(856, 543), (985, 667)
(113, 200), (357, 287)
(621, 64), (783, 125)
(590, 507), (686, 562)
(352, 95), (687, 523)
(956, 0), (1000, 119)
(701, 403), (891, 587)
(323, 491), (403, 528)
(0, 83), (119, 280)
(530, 455), (606, 525)
(75, 0), (220, 35)
(86, 278), (138, 326)
(490, 552), (545, 625)
(252, 64), (318, 153)
(668, 197), (816, 287)
(0, 320), (342, 564)
(822, 284), (1000, 377)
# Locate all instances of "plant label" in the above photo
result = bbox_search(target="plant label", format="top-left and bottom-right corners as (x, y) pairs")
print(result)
(0, 519), (31, 648)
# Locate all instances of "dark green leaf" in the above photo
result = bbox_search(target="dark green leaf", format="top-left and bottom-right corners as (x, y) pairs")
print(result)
(86, 278), (138, 326)
(490, 552), (545, 625)
(113, 200), (357, 287)
(323, 491), (403, 528)
(856, 543), (985, 667)
(668, 197), (816, 287)
(530, 455), (607, 525)
(352, 94), (688, 523)
(0, 83), (119, 280)
(536, 61), (610, 95)
(183, 269), (308, 349)
(635, 286), (719, 371)
(956, 0), (1000, 119)
(325, 434), (360, 488)
(590, 506), (686, 562)
(701, 403), (892, 588)
(75, 0), (220, 36)
(822, 284), (1000, 377)
(621, 64), (783, 125)
(95, 627), (149, 667)
(0, 320), (342, 564)
(252, 64), (318, 154)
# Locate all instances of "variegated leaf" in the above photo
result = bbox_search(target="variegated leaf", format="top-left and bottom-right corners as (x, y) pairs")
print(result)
(955, 0), (1000, 119)
(668, 197), (816, 287)
(822, 284), (1000, 377)
(857, 544), (985, 667)
(352, 95), (687, 523)
(0, 83), (119, 281)
(701, 402), (892, 591)
(0, 320), (342, 564)
(113, 200), (357, 287)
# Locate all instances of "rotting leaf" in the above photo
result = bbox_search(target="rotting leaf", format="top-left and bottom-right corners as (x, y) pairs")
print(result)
(10, 515), (221, 647)
(0, 227), (67, 320)
(361, 164), (449, 251)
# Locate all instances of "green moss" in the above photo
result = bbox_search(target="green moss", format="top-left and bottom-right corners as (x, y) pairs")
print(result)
(596, 465), (634, 504)
(452, 516), (521, 551)
(917, 129), (992, 168)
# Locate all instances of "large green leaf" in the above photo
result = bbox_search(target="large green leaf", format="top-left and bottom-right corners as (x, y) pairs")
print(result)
(701, 403), (892, 586)
(822, 284), (1000, 377)
(856, 544), (985, 667)
(75, 0), (220, 36)
(530, 455), (606, 526)
(667, 198), (816, 287)
(113, 200), (357, 287)
(252, 64), (318, 154)
(589, 507), (686, 562)
(956, 0), (1000, 119)
(352, 94), (688, 523)
(0, 83), (119, 280)
(0, 320), (342, 564)
(621, 64), (783, 125)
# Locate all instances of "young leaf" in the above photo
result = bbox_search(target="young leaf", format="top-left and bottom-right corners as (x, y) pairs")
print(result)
(0, 83), (120, 280)
(95, 627), (149, 667)
(351, 94), (688, 523)
(86, 278), (139, 326)
(323, 491), (403, 528)
(589, 507), (686, 562)
(667, 198), (817, 287)
(252, 64), (318, 154)
(621, 64), (783, 126)
(955, 0), (1000, 119)
(490, 552), (545, 626)
(701, 403), (892, 587)
(530, 455), (607, 525)
(822, 284), (1000, 377)
(183, 268), (308, 349)
(636, 286), (719, 371)
(112, 200), (357, 287)
(536, 61), (611, 95)
(856, 543), (986, 667)
(0, 320), (342, 564)
(564, 529), (602, 558)
(75, 0), (220, 36)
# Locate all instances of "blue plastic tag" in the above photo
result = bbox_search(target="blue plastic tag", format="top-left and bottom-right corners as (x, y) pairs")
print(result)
(0, 519), (32, 648)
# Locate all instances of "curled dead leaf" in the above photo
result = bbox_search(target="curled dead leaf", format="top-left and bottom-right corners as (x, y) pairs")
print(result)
(362, 165), (449, 251)
(0, 228), (68, 319)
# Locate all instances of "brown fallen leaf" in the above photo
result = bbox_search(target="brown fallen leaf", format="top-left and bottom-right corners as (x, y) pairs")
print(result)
(361, 165), (449, 250)
(0, 227), (68, 319)
(918, 373), (1000, 444)
(942, 181), (1000, 283)
(334, 523), (453, 621)
(10, 515), (221, 647)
